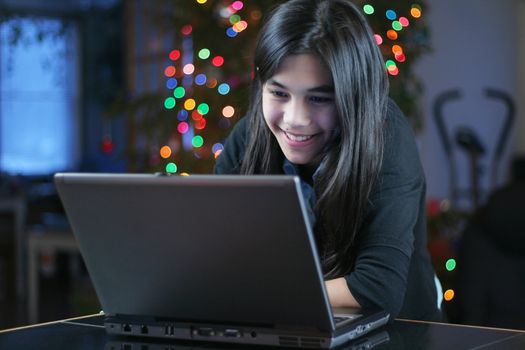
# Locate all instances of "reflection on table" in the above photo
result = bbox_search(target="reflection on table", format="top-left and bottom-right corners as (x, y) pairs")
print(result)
(1, 314), (524, 350)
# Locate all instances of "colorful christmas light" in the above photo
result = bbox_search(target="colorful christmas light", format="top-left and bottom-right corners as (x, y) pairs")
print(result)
(362, 3), (425, 77)
(385, 10), (397, 20)
(173, 87), (185, 99)
(192, 135), (204, 148)
(444, 289), (455, 301)
(160, 145), (172, 158)
(184, 98), (196, 111)
(363, 4), (374, 15)
(169, 49), (181, 61)
(411, 5), (422, 18)
(162, 8), (248, 169)
(164, 97), (176, 109)
(166, 162), (178, 173)
(222, 105), (235, 118)
(218, 83), (230, 95)
(164, 66), (176, 77)
(195, 74), (207, 85)
(177, 122), (189, 134)
(445, 258), (456, 272)
(177, 110), (188, 121)
(166, 78), (178, 89)
(211, 56), (225, 67)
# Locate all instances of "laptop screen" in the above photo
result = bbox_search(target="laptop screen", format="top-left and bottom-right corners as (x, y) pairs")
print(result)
(55, 173), (335, 331)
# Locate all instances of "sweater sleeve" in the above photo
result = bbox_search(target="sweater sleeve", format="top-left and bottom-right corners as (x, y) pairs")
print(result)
(345, 101), (425, 318)
(213, 117), (249, 174)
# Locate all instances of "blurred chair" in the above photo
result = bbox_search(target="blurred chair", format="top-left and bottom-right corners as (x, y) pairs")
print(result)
(457, 157), (525, 329)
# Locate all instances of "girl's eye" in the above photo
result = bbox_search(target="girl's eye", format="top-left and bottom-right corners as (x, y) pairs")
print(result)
(270, 90), (288, 98)
(309, 96), (333, 104)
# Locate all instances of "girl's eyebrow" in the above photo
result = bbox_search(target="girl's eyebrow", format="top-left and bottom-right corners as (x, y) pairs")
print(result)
(266, 78), (334, 93)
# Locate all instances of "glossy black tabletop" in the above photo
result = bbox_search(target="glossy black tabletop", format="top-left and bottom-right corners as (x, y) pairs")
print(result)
(1, 315), (524, 350)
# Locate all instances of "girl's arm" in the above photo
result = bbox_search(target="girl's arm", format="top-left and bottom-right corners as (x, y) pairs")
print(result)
(336, 101), (436, 320)
(325, 277), (361, 307)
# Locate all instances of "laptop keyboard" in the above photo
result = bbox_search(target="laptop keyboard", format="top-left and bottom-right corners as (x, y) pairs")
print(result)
(333, 314), (360, 325)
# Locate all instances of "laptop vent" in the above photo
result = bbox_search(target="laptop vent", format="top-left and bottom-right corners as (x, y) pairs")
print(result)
(278, 336), (323, 348)
(279, 336), (299, 347)
(300, 337), (323, 348)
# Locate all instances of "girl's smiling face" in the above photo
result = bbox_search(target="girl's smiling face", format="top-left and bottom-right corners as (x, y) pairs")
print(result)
(262, 54), (338, 167)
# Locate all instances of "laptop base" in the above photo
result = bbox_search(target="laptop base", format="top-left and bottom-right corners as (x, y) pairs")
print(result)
(105, 311), (389, 348)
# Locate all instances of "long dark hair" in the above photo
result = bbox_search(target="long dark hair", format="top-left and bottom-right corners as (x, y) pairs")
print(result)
(241, 0), (389, 279)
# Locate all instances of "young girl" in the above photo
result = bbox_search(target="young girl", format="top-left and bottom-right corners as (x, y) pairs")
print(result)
(215, 0), (443, 322)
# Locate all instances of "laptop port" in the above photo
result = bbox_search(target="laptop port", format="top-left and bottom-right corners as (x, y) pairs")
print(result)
(140, 325), (148, 334)
(164, 325), (175, 335)
(123, 324), (132, 332)
(223, 329), (241, 338)
(197, 327), (215, 336)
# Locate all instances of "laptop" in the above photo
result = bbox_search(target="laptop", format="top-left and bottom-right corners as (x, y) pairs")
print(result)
(54, 173), (389, 348)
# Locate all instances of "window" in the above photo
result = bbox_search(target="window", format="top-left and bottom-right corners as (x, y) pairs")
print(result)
(0, 17), (80, 175)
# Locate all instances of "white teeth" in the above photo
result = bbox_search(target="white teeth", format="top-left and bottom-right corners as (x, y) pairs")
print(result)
(286, 132), (313, 142)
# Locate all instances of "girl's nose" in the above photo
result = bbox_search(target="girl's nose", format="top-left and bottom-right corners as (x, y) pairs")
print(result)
(283, 100), (311, 128)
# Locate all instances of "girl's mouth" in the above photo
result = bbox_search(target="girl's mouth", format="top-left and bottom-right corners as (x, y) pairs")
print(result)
(284, 132), (315, 142)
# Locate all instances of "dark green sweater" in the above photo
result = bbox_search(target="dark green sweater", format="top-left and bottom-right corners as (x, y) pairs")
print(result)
(214, 101), (442, 321)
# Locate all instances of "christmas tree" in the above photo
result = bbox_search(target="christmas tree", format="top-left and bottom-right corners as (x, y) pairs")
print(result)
(157, 0), (282, 174)
(109, 0), (280, 173)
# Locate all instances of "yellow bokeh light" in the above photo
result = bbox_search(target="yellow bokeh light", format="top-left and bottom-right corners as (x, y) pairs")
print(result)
(196, 0), (207, 4)
(410, 8), (422, 18)
(184, 98), (196, 111)
(233, 21), (248, 33)
(160, 145), (172, 159)
(444, 289), (455, 301)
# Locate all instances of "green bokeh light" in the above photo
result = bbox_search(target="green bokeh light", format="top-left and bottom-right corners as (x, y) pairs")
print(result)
(173, 87), (186, 99)
(363, 4), (374, 15)
(192, 135), (204, 148)
(445, 258), (456, 271)
(229, 14), (241, 24)
(197, 103), (210, 115)
(392, 21), (403, 31)
(164, 97), (176, 109)
(166, 162), (178, 173)
(198, 48), (210, 60)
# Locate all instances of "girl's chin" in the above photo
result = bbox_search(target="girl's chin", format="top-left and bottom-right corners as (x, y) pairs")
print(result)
(281, 151), (319, 166)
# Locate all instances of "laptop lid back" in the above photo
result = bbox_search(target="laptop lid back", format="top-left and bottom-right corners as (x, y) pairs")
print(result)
(54, 173), (334, 331)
